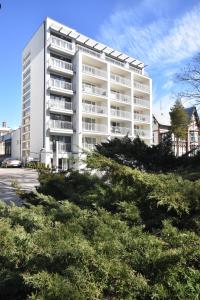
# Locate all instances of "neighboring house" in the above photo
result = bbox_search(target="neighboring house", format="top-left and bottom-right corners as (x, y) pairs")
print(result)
(0, 122), (11, 137)
(0, 127), (22, 161)
(153, 106), (200, 156)
(21, 17), (152, 170)
(0, 122), (11, 157)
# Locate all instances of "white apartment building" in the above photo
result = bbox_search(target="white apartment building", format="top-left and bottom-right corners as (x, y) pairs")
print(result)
(22, 17), (152, 169)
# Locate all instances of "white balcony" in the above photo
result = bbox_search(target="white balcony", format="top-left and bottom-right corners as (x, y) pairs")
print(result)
(49, 100), (73, 113)
(48, 57), (73, 75)
(134, 97), (150, 108)
(76, 44), (102, 58)
(110, 108), (131, 119)
(111, 126), (131, 135)
(134, 81), (150, 93)
(82, 83), (107, 97)
(82, 103), (107, 115)
(110, 73), (131, 87)
(106, 56), (125, 68)
(82, 122), (107, 133)
(129, 66), (143, 74)
(50, 142), (71, 152)
(110, 91), (131, 104)
(82, 64), (107, 79)
(49, 120), (73, 132)
(48, 79), (73, 96)
(134, 113), (150, 123)
(82, 143), (96, 151)
(135, 129), (151, 139)
(48, 36), (75, 55)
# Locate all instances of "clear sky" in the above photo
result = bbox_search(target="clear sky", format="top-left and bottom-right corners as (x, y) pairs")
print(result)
(0, 0), (200, 127)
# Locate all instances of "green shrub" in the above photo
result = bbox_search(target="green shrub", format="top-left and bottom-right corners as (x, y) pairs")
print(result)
(25, 162), (48, 170)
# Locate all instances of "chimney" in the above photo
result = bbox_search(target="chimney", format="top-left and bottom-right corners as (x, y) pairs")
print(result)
(2, 122), (7, 128)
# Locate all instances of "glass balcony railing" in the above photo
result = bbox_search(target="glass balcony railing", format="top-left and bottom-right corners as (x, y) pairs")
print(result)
(111, 126), (131, 135)
(49, 57), (73, 72)
(134, 97), (150, 108)
(50, 142), (71, 152)
(49, 120), (73, 130)
(110, 91), (131, 104)
(49, 100), (72, 111)
(134, 113), (150, 123)
(49, 36), (74, 52)
(134, 129), (150, 138)
(110, 108), (131, 119)
(110, 73), (131, 86)
(82, 84), (107, 97)
(82, 122), (107, 133)
(134, 81), (150, 93)
(82, 103), (107, 115)
(49, 79), (72, 91)
(82, 64), (107, 78)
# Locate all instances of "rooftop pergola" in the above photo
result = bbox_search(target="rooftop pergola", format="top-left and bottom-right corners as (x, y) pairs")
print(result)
(50, 22), (145, 69)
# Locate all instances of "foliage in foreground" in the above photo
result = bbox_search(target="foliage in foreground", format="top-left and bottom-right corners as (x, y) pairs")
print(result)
(1, 154), (200, 299)
(94, 136), (200, 177)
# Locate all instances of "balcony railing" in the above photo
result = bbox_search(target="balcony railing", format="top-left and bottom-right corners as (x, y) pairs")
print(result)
(82, 122), (107, 133)
(49, 100), (72, 111)
(82, 83), (107, 97)
(49, 57), (73, 72)
(110, 73), (131, 86)
(82, 143), (96, 150)
(82, 103), (107, 115)
(49, 120), (73, 130)
(50, 142), (71, 152)
(82, 64), (107, 78)
(106, 56), (125, 68)
(110, 108), (131, 119)
(135, 129), (150, 138)
(111, 126), (131, 135)
(134, 81), (150, 93)
(129, 66), (143, 74)
(110, 91), (131, 104)
(76, 44), (101, 58)
(134, 113), (150, 123)
(134, 97), (150, 108)
(49, 79), (72, 91)
(49, 36), (74, 52)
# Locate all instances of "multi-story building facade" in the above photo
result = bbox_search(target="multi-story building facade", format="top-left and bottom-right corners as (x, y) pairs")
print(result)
(22, 17), (152, 169)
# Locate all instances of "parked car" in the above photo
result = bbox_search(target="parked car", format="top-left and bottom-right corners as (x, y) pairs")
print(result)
(1, 158), (22, 168)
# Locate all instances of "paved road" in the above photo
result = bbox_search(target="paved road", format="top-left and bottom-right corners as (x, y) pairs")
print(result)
(0, 168), (39, 205)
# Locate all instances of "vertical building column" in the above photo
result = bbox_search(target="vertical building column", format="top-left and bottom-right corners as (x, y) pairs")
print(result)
(107, 63), (111, 138)
(73, 51), (82, 167)
(131, 72), (134, 138)
(149, 78), (153, 145)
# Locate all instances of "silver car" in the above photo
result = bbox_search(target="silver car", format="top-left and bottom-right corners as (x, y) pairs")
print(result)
(1, 158), (22, 168)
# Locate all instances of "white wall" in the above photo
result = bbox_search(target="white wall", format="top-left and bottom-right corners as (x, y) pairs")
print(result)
(23, 23), (45, 160)
(11, 128), (21, 160)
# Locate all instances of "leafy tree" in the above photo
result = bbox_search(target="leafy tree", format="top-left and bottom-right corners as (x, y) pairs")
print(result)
(169, 99), (190, 156)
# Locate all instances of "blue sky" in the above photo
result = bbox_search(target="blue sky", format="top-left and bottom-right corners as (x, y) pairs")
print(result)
(0, 0), (200, 127)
